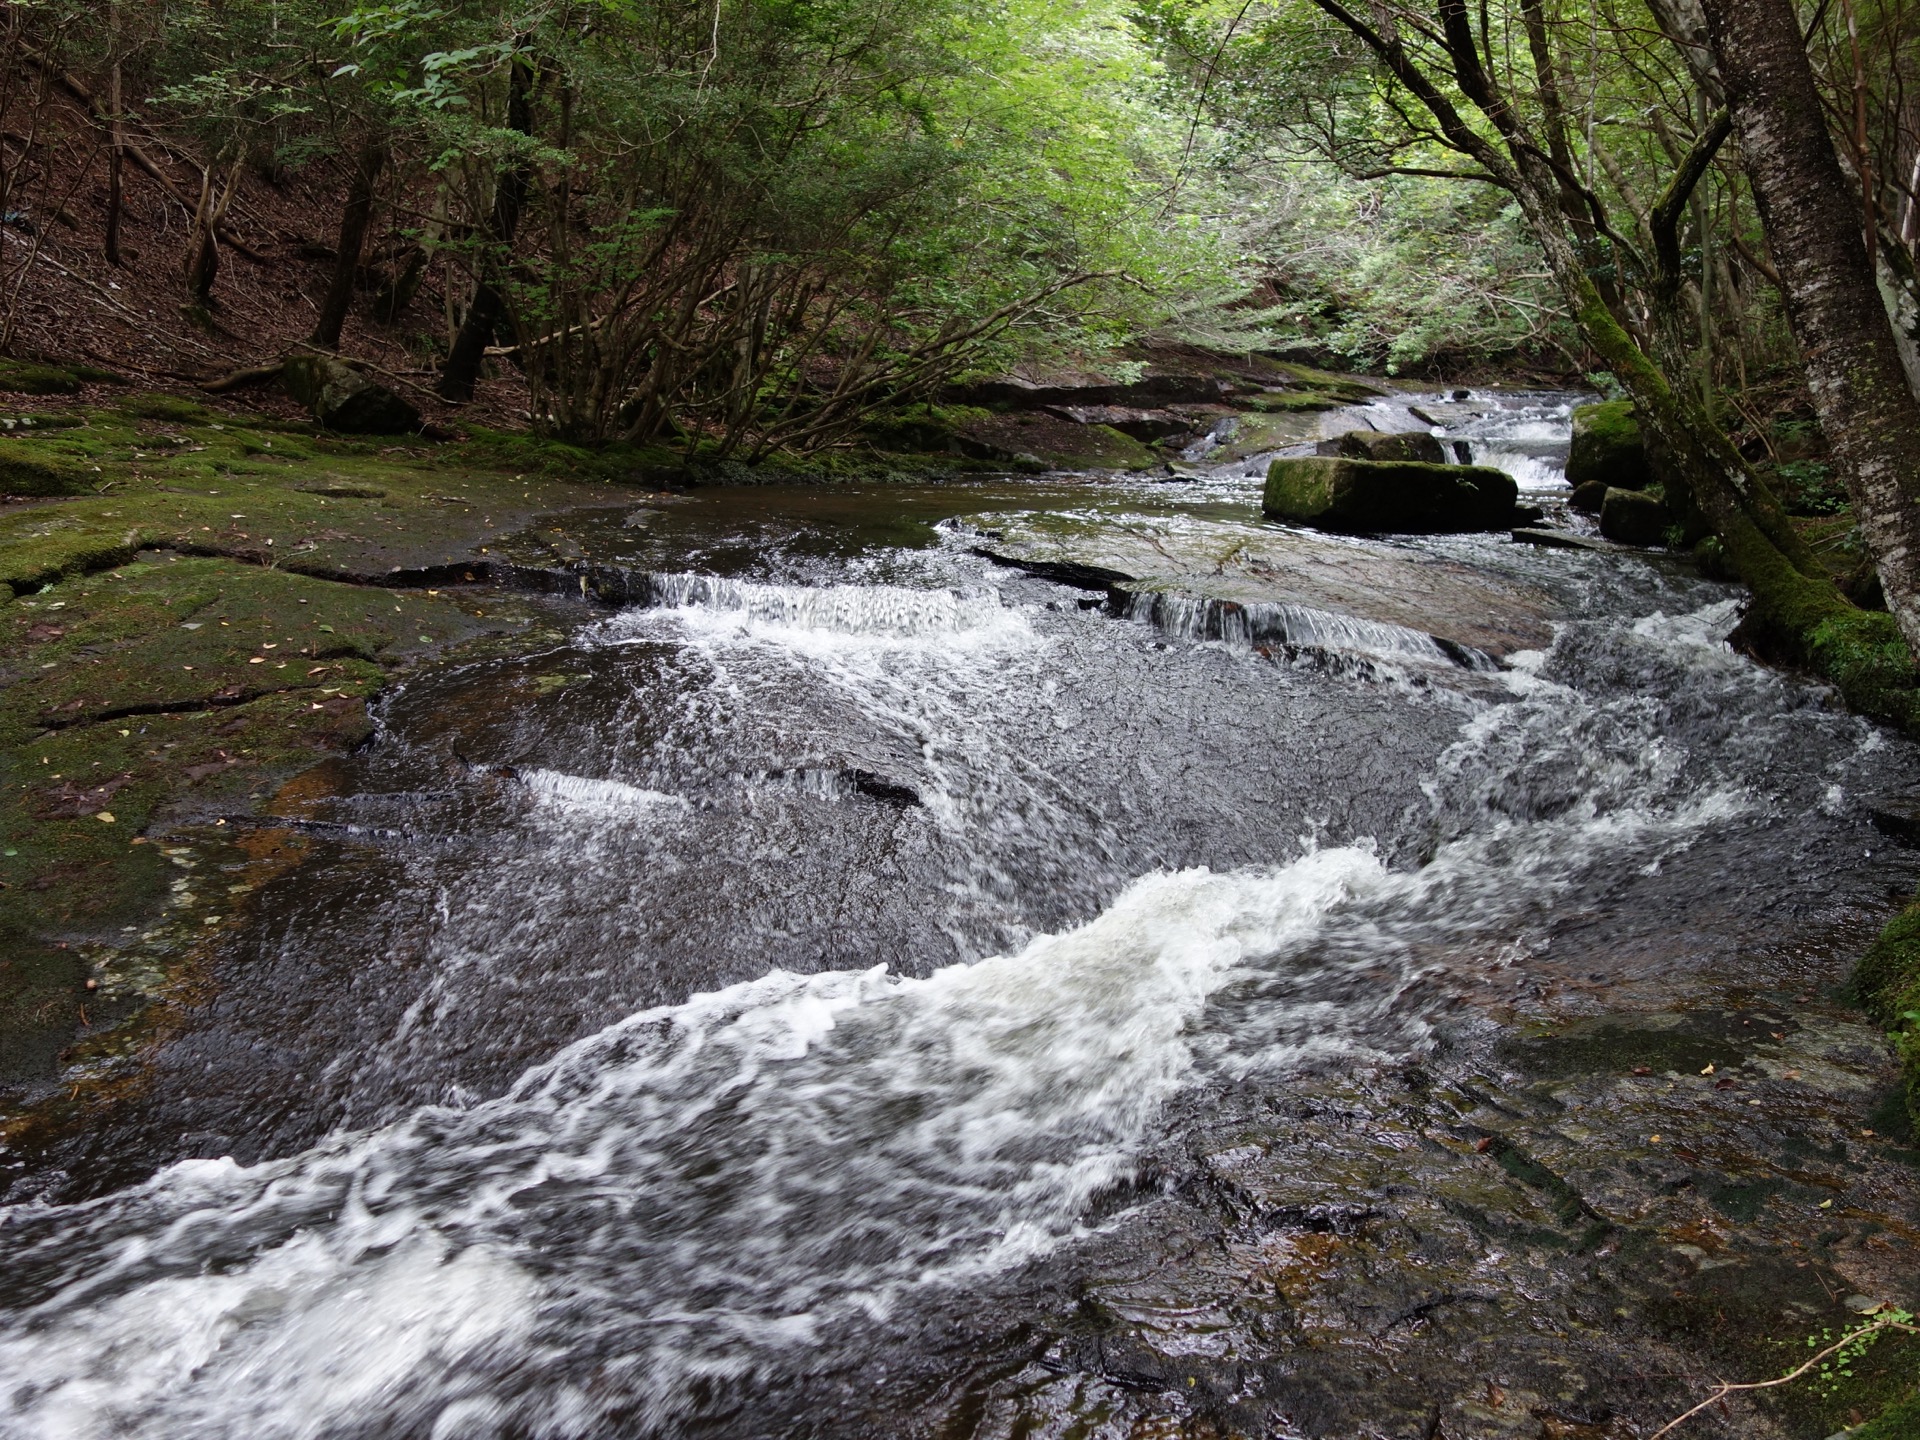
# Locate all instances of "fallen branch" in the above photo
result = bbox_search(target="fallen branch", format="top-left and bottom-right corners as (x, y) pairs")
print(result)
(1647, 1312), (1918, 1440)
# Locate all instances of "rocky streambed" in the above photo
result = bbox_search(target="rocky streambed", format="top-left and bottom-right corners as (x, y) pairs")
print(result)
(1, 384), (1917, 1439)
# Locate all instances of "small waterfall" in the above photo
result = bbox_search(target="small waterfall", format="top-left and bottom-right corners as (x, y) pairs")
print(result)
(626, 572), (1014, 639)
(1123, 589), (1496, 672)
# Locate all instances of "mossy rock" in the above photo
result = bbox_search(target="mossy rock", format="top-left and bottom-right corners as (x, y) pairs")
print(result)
(1263, 455), (1517, 533)
(282, 355), (420, 435)
(1243, 391), (1344, 414)
(1325, 429), (1448, 464)
(1567, 399), (1651, 490)
(1266, 362), (1386, 400)
(0, 361), (81, 396)
(0, 437), (96, 497)
(1598, 487), (1672, 547)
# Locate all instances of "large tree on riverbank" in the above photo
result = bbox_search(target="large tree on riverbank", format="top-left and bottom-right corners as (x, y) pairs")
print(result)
(1688, 0), (1920, 654)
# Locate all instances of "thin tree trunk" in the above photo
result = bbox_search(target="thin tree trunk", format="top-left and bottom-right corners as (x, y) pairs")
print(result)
(1702, 0), (1920, 654)
(438, 57), (533, 403)
(310, 137), (387, 350)
(103, 23), (123, 267)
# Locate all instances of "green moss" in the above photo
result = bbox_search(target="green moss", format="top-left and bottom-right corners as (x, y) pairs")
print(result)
(1242, 391), (1345, 413)
(0, 360), (81, 396)
(1855, 1389), (1920, 1439)
(1266, 362), (1386, 400)
(453, 426), (683, 482)
(1856, 896), (1920, 1134)
(1568, 399), (1652, 490)
(0, 437), (98, 496)
(117, 393), (216, 425)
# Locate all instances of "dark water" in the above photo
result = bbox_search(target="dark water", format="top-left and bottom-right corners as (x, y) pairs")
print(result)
(2, 393), (1917, 1438)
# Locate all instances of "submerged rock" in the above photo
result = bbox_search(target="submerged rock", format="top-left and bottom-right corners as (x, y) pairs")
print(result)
(1263, 455), (1518, 533)
(282, 355), (420, 435)
(1568, 399), (1652, 490)
(1599, 487), (1673, 547)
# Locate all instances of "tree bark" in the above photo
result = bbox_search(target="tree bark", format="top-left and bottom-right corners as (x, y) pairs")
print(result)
(1702, 0), (1920, 654)
(103, 41), (124, 267)
(310, 137), (387, 350)
(438, 57), (533, 403)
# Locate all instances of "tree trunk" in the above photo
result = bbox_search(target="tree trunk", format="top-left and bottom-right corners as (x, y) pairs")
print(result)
(310, 138), (388, 351)
(438, 58), (533, 403)
(103, 43), (124, 267)
(1702, 0), (1920, 655)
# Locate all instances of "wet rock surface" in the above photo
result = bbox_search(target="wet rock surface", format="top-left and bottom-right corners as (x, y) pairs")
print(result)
(964, 508), (1557, 658)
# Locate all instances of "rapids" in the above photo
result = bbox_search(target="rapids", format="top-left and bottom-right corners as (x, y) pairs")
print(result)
(3, 392), (1918, 1439)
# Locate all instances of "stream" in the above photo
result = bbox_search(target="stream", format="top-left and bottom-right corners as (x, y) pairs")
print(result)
(3, 392), (1919, 1439)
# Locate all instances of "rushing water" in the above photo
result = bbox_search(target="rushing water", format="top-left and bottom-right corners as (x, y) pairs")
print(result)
(2, 394), (1916, 1439)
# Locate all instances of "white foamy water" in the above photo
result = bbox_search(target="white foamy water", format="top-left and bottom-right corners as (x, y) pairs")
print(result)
(634, 572), (1026, 646)
(0, 852), (1410, 1439)
(518, 767), (687, 816)
(0, 594), (1833, 1440)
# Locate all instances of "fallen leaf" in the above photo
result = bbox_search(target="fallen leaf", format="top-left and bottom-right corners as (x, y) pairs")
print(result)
(95, 811), (114, 823)
(248, 656), (265, 664)
(1700, 1063), (1715, 1075)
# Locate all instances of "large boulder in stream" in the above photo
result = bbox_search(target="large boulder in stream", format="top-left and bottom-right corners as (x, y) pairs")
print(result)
(282, 355), (420, 435)
(1263, 455), (1518, 533)
(1567, 399), (1652, 490)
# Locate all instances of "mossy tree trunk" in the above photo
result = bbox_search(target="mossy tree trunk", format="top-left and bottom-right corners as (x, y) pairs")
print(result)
(1701, 0), (1920, 657)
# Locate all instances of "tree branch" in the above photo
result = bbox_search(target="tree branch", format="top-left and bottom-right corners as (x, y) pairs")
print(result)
(1650, 106), (1732, 294)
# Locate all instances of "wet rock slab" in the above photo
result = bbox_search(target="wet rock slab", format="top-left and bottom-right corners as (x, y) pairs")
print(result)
(962, 509), (1559, 659)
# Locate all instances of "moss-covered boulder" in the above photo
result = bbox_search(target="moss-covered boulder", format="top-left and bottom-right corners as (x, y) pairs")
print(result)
(1569, 479), (1609, 514)
(282, 355), (420, 435)
(1263, 455), (1517, 533)
(1567, 399), (1652, 490)
(1598, 487), (1673, 546)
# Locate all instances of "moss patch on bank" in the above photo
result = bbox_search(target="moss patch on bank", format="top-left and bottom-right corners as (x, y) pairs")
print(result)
(1855, 895), (1920, 1134)
(0, 399), (645, 1091)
